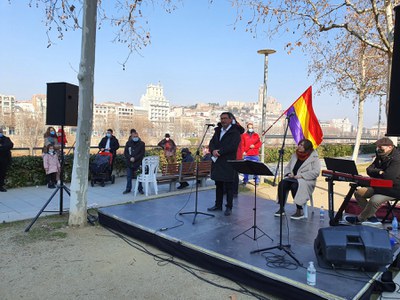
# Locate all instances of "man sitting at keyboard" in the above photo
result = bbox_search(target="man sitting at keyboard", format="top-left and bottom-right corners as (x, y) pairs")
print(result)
(345, 137), (400, 226)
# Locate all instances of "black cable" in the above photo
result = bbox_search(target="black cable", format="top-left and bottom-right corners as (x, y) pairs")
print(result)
(104, 226), (271, 300)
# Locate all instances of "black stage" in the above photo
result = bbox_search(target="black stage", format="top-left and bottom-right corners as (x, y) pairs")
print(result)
(98, 189), (399, 299)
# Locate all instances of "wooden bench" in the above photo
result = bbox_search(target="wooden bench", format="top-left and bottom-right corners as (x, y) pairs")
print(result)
(179, 161), (212, 187)
(156, 161), (212, 191)
(156, 163), (180, 191)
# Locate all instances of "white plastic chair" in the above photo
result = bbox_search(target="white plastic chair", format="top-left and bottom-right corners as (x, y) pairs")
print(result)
(302, 195), (314, 219)
(133, 156), (159, 199)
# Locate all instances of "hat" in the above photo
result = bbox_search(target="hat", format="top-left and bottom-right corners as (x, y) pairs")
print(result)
(165, 133), (170, 138)
(181, 148), (190, 154)
(376, 137), (394, 147)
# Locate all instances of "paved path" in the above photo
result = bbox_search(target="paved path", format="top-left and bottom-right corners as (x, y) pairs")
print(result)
(0, 154), (373, 224)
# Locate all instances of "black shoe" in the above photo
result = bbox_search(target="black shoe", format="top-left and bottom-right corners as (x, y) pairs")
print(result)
(274, 209), (285, 217)
(138, 190), (144, 195)
(122, 190), (131, 194)
(177, 182), (189, 190)
(224, 208), (232, 216)
(207, 205), (222, 211)
(0, 186), (7, 192)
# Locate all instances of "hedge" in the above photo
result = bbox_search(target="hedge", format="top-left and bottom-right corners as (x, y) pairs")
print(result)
(5, 144), (374, 188)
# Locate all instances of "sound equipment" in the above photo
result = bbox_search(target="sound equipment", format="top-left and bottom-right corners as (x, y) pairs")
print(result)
(387, 5), (400, 136)
(46, 82), (79, 126)
(314, 226), (392, 271)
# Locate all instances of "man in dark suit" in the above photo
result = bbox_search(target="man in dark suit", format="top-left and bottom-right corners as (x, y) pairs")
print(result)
(207, 112), (242, 216)
(0, 128), (14, 192)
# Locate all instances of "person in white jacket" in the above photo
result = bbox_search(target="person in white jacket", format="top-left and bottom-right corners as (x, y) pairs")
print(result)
(274, 139), (321, 220)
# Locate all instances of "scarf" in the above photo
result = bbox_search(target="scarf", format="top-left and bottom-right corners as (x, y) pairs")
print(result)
(296, 149), (311, 161)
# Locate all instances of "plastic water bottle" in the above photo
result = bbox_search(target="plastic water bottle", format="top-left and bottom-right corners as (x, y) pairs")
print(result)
(392, 216), (398, 234)
(319, 206), (325, 223)
(307, 261), (316, 286)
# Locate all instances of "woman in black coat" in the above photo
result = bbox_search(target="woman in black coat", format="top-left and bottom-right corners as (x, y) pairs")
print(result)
(0, 128), (14, 192)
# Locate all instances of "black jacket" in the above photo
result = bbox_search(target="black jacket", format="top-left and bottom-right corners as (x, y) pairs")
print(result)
(209, 124), (242, 182)
(98, 135), (120, 157)
(124, 138), (145, 170)
(0, 135), (14, 164)
(367, 147), (400, 198)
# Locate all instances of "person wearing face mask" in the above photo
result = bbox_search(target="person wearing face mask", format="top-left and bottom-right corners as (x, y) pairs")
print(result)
(0, 128), (14, 192)
(42, 144), (61, 189)
(177, 148), (194, 189)
(98, 129), (120, 176)
(344, 137), (400, 226)
(123, 129), (145, 195)
(241, 122), (262, 185)
(43, 126), (60, 153)
(57, 128), (68, 147)
(158, 133), (177, 164)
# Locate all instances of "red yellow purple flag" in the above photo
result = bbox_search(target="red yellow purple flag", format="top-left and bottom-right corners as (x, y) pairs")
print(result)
(285, 86), (323, 148)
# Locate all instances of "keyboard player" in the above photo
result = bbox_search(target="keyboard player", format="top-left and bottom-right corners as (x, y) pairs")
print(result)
(344, 137), (400, 226)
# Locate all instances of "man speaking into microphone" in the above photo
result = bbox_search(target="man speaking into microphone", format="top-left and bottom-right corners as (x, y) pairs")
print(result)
(207, 112), (242, 216)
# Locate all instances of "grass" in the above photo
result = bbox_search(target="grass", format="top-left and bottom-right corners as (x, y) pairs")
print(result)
(1, 214), (69, 244)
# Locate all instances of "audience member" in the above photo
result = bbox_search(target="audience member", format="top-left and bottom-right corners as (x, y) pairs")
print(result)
(177, 148), (194, 190)
(241, 122), (262, 185)
(158, 133), (177, 164)
(123, 129), (144, 195)
(0, 128), (14, 192)
(43, 144), (61, 189)
(98, 129), (120, 176)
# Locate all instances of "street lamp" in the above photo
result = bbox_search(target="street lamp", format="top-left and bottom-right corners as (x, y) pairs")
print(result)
(257, 49), (276, 164)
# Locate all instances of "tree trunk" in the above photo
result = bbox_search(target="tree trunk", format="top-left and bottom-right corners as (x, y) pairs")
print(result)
(68, 0), (98, 227)
(352, 94), (365, 162)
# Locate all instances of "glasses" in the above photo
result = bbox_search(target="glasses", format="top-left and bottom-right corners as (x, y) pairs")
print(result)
(220, 117), (230, 120)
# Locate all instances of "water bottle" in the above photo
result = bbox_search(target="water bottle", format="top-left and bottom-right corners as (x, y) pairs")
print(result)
(392, 216), (398, 234)
(307, 261), (316, 286)
(319, 206), (325, 223)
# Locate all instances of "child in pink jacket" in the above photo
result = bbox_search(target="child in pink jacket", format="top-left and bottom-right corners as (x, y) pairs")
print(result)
(43, 144), (60, 188)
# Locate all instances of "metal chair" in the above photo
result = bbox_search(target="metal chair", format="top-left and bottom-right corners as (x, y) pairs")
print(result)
(133, 156), (159, 199)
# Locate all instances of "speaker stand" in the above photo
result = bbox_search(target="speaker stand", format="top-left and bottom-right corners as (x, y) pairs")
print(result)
(25, 126), (69, 232)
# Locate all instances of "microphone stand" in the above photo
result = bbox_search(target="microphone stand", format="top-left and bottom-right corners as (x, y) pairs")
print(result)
(251, 114), (301, 265)
(179, 124), (215, 224)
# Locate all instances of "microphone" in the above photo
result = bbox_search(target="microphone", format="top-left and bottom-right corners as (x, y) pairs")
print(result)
(205, 123), (215, 127)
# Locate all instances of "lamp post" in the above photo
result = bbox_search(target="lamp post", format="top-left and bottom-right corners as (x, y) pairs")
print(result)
(257, 49), (276, 164)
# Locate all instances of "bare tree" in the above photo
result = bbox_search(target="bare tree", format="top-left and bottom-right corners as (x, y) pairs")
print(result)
(233, 0), (397, 122)
(309, 30), (386, 161)
(24, 0), (178, 227)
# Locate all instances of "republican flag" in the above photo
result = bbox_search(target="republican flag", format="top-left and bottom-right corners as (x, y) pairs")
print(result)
(285, 86), (323, 148)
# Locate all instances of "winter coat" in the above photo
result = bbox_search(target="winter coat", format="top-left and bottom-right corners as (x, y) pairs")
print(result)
(367, 147), (400, 198)
(43, 153), (61, 175)
(158, 138), (177, 157)
(209, 124), (242, 182)
(124, 138), (145, 170)
(241, 131), (262, 156)
(281, 150), (321, 206)
(99, 135), (120, 157)
(0, 135), (14, 164)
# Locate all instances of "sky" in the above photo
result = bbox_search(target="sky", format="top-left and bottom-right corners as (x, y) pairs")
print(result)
(0, 0), (384, 128)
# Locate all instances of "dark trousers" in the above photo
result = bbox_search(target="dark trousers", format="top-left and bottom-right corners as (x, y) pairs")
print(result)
(46, 173), (57, 185)
(0, 160), (9, 187)
(215, 181), (233, 209)
(126, 167), (143, 192)
(277, 178), (300, 208)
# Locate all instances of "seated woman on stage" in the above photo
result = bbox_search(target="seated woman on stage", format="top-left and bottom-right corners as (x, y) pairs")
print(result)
(274, 139), (321, 220)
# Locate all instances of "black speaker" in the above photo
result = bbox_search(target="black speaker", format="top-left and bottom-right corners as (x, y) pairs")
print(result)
(46, 82), (79, 126)
(314, 226), (392, 270)
(387, 5), (400, 136)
